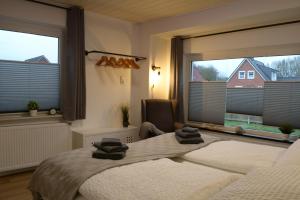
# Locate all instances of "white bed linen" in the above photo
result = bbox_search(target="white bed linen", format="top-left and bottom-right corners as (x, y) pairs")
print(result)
(79, 158), (241, 200)
(181, 140), (286, 174)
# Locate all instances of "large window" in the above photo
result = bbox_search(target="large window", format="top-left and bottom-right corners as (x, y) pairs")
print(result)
(189, 55), (300, 140)
(0, 30), (60, 113)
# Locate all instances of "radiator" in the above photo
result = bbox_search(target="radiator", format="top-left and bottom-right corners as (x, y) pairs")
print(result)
(0, 123), (71, 173)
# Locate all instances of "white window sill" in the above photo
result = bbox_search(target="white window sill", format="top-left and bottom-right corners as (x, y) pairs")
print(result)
(0, 111), (64, 127)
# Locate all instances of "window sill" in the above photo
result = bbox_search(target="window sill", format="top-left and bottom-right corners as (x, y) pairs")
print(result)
(0, 112), (64, 127)
(187, 121), (295, 144)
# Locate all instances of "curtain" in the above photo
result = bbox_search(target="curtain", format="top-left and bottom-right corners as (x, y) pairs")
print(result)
(169, 37), (184, 123)
(62, 6), (86, 121)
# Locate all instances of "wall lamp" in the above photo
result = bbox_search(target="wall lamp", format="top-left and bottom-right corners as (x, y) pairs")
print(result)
(152, 65), (161, 75)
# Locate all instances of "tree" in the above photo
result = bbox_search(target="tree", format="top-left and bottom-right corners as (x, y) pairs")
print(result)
(194, 65), (218, 81)
(270, 56), (300, 77)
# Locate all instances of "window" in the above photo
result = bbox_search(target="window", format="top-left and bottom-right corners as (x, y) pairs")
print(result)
(247, 71), (255, 79)
(0, 29), (60, 113)
(189, 55), (300, 141)
(238, 71), (245, 79)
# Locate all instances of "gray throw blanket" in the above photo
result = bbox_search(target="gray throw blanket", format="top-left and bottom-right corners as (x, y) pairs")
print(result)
(139, 121), (165, 139)
(29, 133), (222, 200)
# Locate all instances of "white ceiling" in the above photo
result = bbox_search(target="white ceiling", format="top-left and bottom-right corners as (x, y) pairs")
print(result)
(46, 0), (235, 23)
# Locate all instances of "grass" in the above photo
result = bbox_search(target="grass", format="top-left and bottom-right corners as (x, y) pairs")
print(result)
(225, 120), (300, 137)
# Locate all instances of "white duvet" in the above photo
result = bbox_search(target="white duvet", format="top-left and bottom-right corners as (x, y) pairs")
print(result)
(79, 158), (241, 200)
(181, 140), (286, 174)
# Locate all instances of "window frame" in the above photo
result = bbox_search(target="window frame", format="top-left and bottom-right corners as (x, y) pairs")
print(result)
(0, 16), (65, 120)
(238, 71), (246, 79)
(247, 70), (255, 79)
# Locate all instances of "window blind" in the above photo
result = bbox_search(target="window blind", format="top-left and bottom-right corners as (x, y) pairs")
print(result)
(226, 88), (264, 116)
(0, 60), (60, 113)
(188, 82), (226, 124)
(263, 82), (300, 128)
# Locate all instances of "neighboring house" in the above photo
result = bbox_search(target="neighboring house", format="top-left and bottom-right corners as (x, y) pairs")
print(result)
(277, 76), (300, 81)
(191, 66), (205, 81)
(227, 58), (278, 88)
(25, 55), (50, 64)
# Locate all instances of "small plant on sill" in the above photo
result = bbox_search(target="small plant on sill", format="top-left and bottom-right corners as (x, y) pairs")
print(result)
(279, 123), (294, 139)
(121, 105), (129, 128)
(27, 101), (39, 117)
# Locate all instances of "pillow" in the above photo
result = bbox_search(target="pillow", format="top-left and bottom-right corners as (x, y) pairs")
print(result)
(209, 165), (300, 200)
(181, 140), (286, 174)
(275, 139), (300, 167)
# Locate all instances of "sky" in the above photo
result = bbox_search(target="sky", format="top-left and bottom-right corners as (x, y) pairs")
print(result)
(0, 30), (58, 63)
(193, 55), (300, 78)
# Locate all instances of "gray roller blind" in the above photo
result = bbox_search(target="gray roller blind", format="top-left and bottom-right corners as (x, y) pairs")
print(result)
(0, 60), (60, 113)
(226, 88), (264, 116)
(263, 82), (300, 128)
(188, 82), (226, 124)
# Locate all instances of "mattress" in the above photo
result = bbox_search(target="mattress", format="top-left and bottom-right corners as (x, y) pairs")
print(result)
(181, 140), (286, 174)
(79, 158), (241, 200)
(275, 139), (300, 167)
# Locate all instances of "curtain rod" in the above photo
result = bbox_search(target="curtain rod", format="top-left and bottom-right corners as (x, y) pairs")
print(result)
(26, 0), (69, 10)
(183, 19), (300, 40)
(85, 50), (147, 61)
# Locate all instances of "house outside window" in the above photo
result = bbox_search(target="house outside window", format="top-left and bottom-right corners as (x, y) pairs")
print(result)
(238, 71), (245, 79)
(0, 29), (60, 113)
(247, 71), (255, 79)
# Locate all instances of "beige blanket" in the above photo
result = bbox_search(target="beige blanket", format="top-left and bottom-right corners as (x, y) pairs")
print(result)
(29, 133), (222, 200)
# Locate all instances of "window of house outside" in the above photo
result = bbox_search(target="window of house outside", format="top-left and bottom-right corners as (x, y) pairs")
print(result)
(190, 55), (300, 141)
(0, 29), (60, 113)
(238, 71), (245, 79)
(247, 71), (255, 79)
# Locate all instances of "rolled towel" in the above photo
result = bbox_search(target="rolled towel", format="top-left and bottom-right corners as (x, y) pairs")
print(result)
(101, 144), (129, 153)
(175, 129), (200, 138)
(92, 149), (126, 160)
(93, 138), (122, 149)
(175, 135), (204, 144)
(182, 126), (199, 133)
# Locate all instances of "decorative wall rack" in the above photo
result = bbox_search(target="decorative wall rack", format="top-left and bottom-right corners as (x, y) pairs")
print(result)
(85, 50), (147, 61)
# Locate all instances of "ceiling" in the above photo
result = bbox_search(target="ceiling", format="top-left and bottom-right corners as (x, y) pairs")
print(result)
(44, 0), (235, 23)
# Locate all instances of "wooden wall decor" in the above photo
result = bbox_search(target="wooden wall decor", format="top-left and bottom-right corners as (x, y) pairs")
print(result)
(96, 56), (140, 69)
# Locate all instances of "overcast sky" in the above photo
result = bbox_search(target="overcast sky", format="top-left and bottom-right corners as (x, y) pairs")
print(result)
(0, 30), (58, 63)
(193, 55), (300, 78)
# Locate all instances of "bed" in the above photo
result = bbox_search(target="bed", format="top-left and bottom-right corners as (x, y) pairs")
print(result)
(32, 133), (300, 200)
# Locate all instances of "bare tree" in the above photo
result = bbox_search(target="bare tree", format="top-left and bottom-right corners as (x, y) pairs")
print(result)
(194, 65), (218, 81)
(270, 56), (300, 77)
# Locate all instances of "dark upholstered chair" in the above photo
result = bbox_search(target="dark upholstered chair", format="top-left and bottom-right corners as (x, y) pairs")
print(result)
(141, 99), (182, 133)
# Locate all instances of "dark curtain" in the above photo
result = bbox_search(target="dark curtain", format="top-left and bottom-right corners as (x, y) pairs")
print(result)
(169, 36), (184, 123)
(62, 6), (86, 121)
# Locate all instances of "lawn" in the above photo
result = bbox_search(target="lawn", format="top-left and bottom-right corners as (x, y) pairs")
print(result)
(225, 120), (300, 137)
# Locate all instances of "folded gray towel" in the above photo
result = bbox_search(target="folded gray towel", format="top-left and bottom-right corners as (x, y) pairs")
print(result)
(101, 144), (129, 153)
(182, 126), (199, 133)
(175, 130), (200, 138)
(92, 149), (126, 160)
(93, 138), (122, 149)
(175, 135), (204, 144)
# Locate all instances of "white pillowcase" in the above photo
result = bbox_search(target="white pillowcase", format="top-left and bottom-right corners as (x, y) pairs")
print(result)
(181, 140), (286, 174)
(275, 139), (300, 167)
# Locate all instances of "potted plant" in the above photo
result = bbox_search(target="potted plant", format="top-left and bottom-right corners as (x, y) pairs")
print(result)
(121, 105), (129, 128)
(279, 124), (294, 140)
(27, 101), (39, 117)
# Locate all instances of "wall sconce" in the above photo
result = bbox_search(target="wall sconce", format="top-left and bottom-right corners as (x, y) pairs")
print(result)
(152, 65), (161, 75)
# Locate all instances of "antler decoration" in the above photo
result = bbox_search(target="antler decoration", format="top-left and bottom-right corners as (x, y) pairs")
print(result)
(96, 56), (140, 69)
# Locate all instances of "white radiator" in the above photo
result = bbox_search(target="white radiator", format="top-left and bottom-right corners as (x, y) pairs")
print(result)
(0, 123), (71, 173)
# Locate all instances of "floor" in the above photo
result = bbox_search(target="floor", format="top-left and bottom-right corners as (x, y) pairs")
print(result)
(0, 170), (33, 200)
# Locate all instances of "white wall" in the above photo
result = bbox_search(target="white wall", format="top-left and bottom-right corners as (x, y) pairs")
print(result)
(72, 12), (135, 129)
